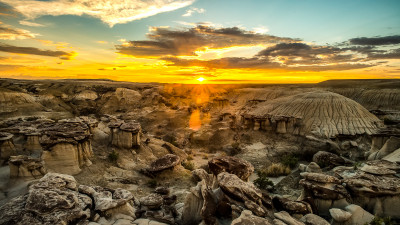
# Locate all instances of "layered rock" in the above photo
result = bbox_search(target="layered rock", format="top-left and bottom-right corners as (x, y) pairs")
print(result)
(337, 160), (400, 219)
(0, 173), (136, 225)
(242, 91), (383, 138)
(9, 155), (46, 179)
(143, 154), (180, 176)
(299, 172), (350, 215)
(109, 120), (141, 149)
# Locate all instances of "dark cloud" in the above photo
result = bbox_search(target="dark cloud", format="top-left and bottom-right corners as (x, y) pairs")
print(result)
(0, 43), (75, 60)
(116, 25), (296, 57)
(349, 35), (400, 45)
(118, 25), (399, 72)
(163, 56), (373, 71)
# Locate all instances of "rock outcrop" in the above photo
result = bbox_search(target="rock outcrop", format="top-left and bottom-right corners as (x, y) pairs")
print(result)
(143, 154), (180, 176)
(0, 118), (95, 175)
(0, 173), (136, 225)
(242, 91), (383, 138)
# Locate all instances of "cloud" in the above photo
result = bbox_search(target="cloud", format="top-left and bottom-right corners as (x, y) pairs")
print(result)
(19, 20), (45, 27)
(96, 40), (108, 44)
(116, 25), (296, 57)
(0, 24), (38, 40)
(182, 7), (205, 17)
(1, 0), (195, 27)
(0, 43), (76, 60)
(349, 35), (400, 45)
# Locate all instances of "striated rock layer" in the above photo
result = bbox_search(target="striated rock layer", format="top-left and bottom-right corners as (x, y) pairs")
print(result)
(243, 91), (383, 138)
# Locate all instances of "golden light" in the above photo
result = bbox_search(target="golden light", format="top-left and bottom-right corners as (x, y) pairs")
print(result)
(197, 77), (205, 82)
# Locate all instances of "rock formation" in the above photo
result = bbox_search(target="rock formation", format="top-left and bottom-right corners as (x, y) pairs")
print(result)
(109, 120), (141, 149)
(208, 156), (254, 181)
(242, 91), (383, 138)
(9, 155), (47, 179)
(0, 173), (136, 225)
(0, 132), (16, 163)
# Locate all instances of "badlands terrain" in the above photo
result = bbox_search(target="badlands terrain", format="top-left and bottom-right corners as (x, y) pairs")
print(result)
(0, 78), (399, 225)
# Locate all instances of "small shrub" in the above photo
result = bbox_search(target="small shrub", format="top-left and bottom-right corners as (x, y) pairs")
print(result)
(365, 216), (393, 225)
(253, 171), (274, 190)
(187, 155), (194, 161)
(182, 161), (195, 171)
(202, 154), (209, 160)
(281, 154), (298, 169)
(260, 163), (291, 177)
(353, 162), (362, 170)
(108, 150), (119, 163)
(147, 179), (158, 188)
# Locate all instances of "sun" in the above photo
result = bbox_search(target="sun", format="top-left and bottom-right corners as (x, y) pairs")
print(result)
(197, 77), (205, 82)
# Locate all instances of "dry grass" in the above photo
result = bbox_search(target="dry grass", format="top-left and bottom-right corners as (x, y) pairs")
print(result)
(260, 163), (291, 177)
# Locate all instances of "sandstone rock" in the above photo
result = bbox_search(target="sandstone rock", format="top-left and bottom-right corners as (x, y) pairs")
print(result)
(299, 214), (329, 225)
(383, 147), (400, 163)
(305, 162), (322, 173)
(274, 211), (305, 225)
(272, 196), (312, 215)
(0, 173), (91, 225)
(312, 151), (345, 168)
(110, 121), (141, 148)
(369, 136), (400, 160)
(140, 193), (164, 210)
(299, 172), (349, 215)
(192, 169), (213, 186)
(162, 142), (187, 161)
(344, 204), (374, 225)
(146, 154), (180, 173)
(9, 155), (46, 179)
(231, 210), (272, 225)
(208, 156), (254, 181)
(329, 208), (352, 222)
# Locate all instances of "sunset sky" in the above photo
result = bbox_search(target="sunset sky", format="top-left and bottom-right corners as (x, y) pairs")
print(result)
(0, 0), (399, 83)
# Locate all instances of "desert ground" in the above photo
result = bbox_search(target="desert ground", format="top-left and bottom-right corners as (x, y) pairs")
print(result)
(0, 78), (399, 225)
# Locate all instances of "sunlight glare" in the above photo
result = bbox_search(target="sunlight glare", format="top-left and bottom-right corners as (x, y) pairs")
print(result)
(197, 77), (205, 82)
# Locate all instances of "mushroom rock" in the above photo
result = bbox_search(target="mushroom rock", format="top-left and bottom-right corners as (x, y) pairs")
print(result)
(244, 91), (383, 138)
(0, 132), (16, 162)
(39, 121), (93, 175)
(9, 155), (47, 179)
(299, 172), (350, 216)
(208, 156), (254, 181)
(338, 160), (400, 219)
(109, 120), (141, 149)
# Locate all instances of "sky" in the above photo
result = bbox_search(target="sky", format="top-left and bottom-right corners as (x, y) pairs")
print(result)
(0, 0), (399, 83)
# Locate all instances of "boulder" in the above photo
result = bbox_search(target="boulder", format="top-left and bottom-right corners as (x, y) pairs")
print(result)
(329, 208), (352, 222)
(305, 162), (322, 173)
(330, 205), (374, 225)
(146, 154), (180, 174)
(299, 214), (329, 225)
(369, 136), (400, 160)
(217, 172), (268, 217)
(274, 211), (304, 225)
(0, 173), (91, 225)
(208, 156), (254, 181)
(139, 193), (164, 210)
(312, 151), (345, 168)
(272, 196), (312, 215)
